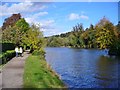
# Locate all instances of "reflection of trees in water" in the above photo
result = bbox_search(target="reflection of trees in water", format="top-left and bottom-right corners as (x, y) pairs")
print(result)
(95, 56), (118, 88)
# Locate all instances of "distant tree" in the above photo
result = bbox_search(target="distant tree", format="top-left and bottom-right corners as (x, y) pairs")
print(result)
(109, 21), (120, 55)
(95, 17), (115, 49)
(46, 16), (119, 54)
(117, 21), (120, 30)
(81, 30), (89, 48)
(88, 24), (96, 48)
(96, 16), (110, 27)
(68, 34), (77, 47)
(89, 24), (94, 31)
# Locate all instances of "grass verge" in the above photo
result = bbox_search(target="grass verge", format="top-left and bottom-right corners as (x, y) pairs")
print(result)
(24, 54), (66, 88)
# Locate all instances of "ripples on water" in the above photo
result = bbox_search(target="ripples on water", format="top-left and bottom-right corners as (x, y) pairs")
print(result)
(45, 47), (120, 88)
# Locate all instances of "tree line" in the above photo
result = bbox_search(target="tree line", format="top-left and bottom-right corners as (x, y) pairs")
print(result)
(46, 17), (120, 56)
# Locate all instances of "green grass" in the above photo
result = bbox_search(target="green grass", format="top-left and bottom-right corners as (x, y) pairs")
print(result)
(24, 54), (66, 88)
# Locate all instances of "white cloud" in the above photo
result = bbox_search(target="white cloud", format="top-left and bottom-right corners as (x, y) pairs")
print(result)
(69, 13), (80, 20)
(2, 0), (118, 2)
(0, 2), (47, 17)
(80, 15), (89, 20)
(25, 17), (36, 24)
(25, 12), (53, 27)
(25, 12), (55, 34)
(25, 12), (48, 25)
(25, 14), (56, 36)
(43, 28), (64, 37)
(36, 12), (48, 16)
(69, 13), (89, 20)
(41, 20), (55, 26)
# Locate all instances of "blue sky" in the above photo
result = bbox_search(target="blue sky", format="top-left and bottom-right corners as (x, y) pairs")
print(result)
(0, 2), (118, 36)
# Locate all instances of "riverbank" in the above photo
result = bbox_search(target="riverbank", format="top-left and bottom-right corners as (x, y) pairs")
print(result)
(23, 54), (66, 88)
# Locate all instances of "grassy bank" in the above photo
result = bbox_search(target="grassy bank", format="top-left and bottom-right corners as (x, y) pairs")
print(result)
(24, 54), (66, 88)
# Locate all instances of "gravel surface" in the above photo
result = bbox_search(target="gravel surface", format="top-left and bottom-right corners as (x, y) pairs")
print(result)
(0, 52), (29, 89)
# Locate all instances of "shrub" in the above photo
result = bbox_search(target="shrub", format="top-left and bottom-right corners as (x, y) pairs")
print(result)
(32, 49), (46, 57)
(0, 50), (15, 64)
(1, 43), (15, 52)
(108, 40), (120, 56)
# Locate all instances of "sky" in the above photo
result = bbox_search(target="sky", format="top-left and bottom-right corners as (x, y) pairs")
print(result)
(0, 1), (118, 36)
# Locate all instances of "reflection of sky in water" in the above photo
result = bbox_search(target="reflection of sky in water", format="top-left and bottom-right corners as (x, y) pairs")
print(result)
(45, 47), (119, 88)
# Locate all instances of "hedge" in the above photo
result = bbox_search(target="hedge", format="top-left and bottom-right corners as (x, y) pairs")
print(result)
(0, 50), (15, 65)
(0, 43), (15, 52)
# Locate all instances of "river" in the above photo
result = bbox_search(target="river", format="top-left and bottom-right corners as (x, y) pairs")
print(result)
(45, 47), (120, 88)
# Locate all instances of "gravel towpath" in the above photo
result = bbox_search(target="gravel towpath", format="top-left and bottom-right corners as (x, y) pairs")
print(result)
(0, 52), (29, 89)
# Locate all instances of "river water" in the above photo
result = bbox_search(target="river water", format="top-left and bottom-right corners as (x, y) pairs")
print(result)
(45, 47), (120, 88)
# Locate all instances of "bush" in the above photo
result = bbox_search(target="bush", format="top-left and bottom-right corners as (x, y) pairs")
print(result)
(108, 40), (120, 56)
(32, 50), (46, 57)
(1, 43), (15, 52)
(0, 50), (15, 64)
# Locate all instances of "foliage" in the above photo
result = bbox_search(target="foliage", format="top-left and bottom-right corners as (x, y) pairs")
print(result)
(1, 43), (15, 52)
(2, 18), (29, 45)
(2, 13), (21, 30)
(46, 17), (120, 56)
(22, 24), (45, 52)
(0, 50), (15, 64)
(2, 14), (45, 53)
(108, 40), (120, 56)
(95, 19), (115, 49)
(15, 18), (29, 33)
(32, 50), (46, 57)
(108, 22), (120, 56)
(24, 54), (65, 88)
(46, 23), (96, 48)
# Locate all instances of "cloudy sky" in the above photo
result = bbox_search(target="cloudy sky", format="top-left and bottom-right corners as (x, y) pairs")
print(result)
(0, 1), (118, 36)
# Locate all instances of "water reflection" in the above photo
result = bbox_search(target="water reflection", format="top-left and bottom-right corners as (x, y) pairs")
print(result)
(45, 47), (119, 88)
(95, 56), (118, 88)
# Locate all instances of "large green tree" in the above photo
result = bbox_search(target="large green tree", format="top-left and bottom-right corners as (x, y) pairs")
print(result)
(22, 24), (45, 52)
(2, 14), (45, 53)
(15, 18), (29, 33)
(2, 18), (29, 45)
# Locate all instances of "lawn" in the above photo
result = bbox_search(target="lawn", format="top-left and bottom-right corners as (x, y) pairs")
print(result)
(24, 54), (66, 88)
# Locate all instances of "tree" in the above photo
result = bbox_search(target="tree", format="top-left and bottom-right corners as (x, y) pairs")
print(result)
(2, 26), (14, 43)
(2, 18), (30, 46)
(15, 18), (29, 33)
(108, 21), (120, 55)
(95, 17), (115, 49)
(87, 24), (96, 48)
(46, 16), (119, 53)
(80, 30), (89, 48)
(22, 24), (45, 52)
(68, 34), (77, 47)
(2, 13), (21, 30)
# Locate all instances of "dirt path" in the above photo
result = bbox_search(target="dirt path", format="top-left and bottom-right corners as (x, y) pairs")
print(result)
(0, 52), (29, 89)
